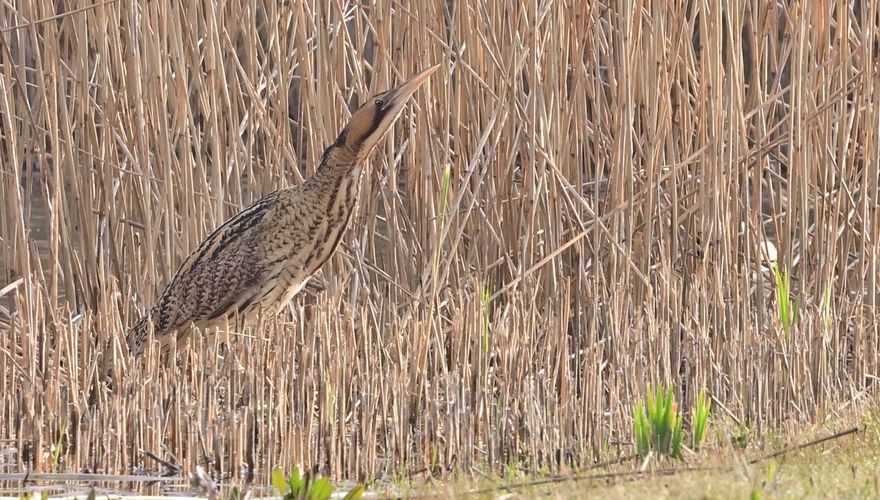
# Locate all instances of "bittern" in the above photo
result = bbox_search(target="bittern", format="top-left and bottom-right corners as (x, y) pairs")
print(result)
(123, 65), (438, 359)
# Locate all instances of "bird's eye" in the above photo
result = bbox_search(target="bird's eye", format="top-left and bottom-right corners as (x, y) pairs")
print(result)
(375, 98), (384, 108)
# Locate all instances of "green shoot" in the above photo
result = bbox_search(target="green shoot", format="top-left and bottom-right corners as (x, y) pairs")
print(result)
(764, 459), (779, 483)
(773, 262), (799, 333)
(692, 389), (711, 450)
(343, 486), (366, 500)
(439, 164), (452, 219)
(425, 164), (455, 339)
(51, 425), (67, 472)
(271, 468), (291, 496)
(431, 165), (453, 294)
(633, 385), (684, 459)
(270, 467), (363, 500)
(309, 477), (334, 500)
(633, 400), (650, 458)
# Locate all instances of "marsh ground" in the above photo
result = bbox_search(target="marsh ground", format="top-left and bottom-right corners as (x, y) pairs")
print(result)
(412, 406), (880, 499)
(7, 406), (875, 498)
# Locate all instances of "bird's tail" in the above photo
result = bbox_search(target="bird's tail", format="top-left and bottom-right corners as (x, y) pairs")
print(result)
(98, 313), (149, 381)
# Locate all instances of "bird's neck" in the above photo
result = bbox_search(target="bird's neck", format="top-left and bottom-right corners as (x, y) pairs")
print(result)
(308, 142), (366, 217)
(314, 140), (362, 184)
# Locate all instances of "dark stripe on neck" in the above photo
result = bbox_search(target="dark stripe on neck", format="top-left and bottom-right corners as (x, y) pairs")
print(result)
(333, 127), (349, 147)
(317, 128), (355, 176)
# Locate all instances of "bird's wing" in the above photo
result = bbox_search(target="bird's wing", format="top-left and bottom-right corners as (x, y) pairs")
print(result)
(144, 191), (287, 336)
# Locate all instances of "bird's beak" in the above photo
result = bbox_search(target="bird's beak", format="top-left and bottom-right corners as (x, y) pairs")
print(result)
(379, 64), (440, 113)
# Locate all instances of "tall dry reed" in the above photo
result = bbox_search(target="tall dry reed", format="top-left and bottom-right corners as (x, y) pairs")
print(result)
(1, 0), (878, 485)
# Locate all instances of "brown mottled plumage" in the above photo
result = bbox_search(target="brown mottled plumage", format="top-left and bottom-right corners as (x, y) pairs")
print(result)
(124, 65), (438, 358)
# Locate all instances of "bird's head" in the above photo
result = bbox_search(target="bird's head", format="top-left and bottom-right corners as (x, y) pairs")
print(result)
(339, 65), (439, 161)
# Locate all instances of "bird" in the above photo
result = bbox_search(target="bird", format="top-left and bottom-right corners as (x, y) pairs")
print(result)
(121, 65), (439, 360)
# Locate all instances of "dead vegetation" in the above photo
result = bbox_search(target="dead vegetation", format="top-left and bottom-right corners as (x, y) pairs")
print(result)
(0, 0), (878, 486)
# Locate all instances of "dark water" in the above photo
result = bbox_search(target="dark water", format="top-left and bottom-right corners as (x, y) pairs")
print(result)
(0, 180), (55, 321)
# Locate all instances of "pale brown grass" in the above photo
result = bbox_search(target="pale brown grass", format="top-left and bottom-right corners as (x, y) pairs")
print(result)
(0, 0), (878, 487)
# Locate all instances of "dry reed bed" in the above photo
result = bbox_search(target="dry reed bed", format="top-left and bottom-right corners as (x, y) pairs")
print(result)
(0, 0), (878, 485)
